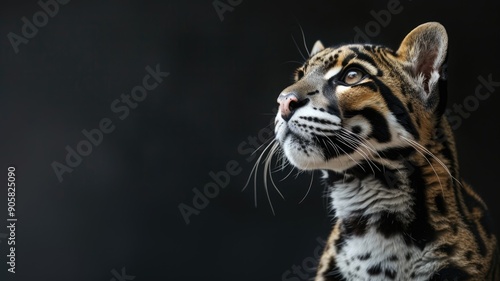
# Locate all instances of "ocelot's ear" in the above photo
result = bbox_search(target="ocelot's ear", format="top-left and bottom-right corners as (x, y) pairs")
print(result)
(396, 22), (448, 103)
(311, 40), (325, 56)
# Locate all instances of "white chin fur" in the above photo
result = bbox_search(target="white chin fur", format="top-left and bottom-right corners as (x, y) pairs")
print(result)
(282, 136), (322, 170)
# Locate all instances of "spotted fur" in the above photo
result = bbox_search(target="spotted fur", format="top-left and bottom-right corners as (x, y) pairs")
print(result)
(274, 22), (499, 280)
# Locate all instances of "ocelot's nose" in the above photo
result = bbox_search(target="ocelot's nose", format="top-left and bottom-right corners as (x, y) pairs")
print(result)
(277, 92), (308, 121)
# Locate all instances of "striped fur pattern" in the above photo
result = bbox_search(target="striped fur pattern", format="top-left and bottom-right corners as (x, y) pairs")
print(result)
(274, 22), (499, 280)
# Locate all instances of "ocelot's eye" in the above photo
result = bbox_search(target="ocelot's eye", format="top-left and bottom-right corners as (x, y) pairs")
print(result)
(341, 68), (365, 85)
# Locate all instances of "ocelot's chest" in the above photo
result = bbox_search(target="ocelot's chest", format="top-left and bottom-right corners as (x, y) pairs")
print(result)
(328, 174), (443, 281)
(335, 228), (436, 281)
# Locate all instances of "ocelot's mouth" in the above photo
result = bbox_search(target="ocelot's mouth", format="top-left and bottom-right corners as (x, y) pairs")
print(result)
(275, 112), (342, 141)
(275, 112), (376, 171)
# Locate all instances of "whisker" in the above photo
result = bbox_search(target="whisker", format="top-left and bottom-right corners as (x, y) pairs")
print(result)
(264, 142), (286, 201)
(299, 171), (314, 204)
(335, 135), (377, 175)
(339, 129), (386, 166)
(319, 132), (364, 172)
(263, 142), (279, 215)
(291, 34), (307, 61)
(242, 135), (273, 191)
(247, 132), (276, 160)
(339, 128), (381, 156)
(281, 60), (305, 66)
(401, 138), (444, 196)
(401, 136), (462, 187)
(281, 163), (297, 181)
(298, 24), (310, 57)
(342, 134), (384, 174)
(242, 138), (276, 208)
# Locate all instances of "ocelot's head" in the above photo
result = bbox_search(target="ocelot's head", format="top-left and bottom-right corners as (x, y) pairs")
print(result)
(274, 22), (450, 172)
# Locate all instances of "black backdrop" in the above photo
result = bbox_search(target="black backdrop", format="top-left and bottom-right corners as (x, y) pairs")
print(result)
(1, 1), (499, 280)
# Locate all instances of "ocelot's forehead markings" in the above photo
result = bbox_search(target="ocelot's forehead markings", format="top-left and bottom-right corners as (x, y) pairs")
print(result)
(302, 48), (343, 74)
(320, 48), (385, 81)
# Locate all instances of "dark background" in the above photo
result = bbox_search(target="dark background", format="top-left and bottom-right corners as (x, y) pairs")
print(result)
(1, 1), (499, 280)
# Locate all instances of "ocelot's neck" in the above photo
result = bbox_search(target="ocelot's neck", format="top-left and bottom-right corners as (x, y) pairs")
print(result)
(326, 157), (419, 224)
(329, 138), (455, 216)
(326, 119), (461, 247)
